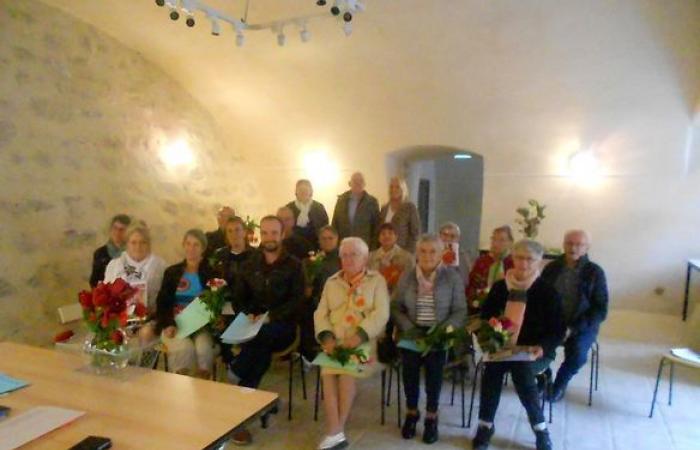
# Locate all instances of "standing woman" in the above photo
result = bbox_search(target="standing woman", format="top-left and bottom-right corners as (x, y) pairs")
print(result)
(155, 229), (216, 377)
(314, 237), (390, 450)
(392, 234), (467, 444)
(286, 179), (329, 250)
(379, 176), (421, 253)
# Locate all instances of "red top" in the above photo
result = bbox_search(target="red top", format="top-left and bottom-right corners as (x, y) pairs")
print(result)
(466, 253), (514, 314)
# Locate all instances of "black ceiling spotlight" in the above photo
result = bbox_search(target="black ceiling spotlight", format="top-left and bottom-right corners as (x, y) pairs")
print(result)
(316, 0), (327, 5)
(170, 9), (180, 20)
(343, 12), (352, 22)
(186, 16), (195, 27)
(330, 6), (340, 15)
(155, 0), (165, 6)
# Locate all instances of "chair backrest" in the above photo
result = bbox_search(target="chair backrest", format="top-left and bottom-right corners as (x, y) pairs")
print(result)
(57, 303), (82, 324)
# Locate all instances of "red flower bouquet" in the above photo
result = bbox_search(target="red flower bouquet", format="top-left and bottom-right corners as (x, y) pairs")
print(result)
(476, 316), (515, 354)
(78, 279), (146, 352)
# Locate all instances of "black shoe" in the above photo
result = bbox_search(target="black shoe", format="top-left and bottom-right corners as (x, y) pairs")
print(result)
(535, 430), (552, 450)
(472, 424), (494, 450)
(401, 412), (420, 439)
(422, 417), (439, 444)
(548, 383), (566, 403)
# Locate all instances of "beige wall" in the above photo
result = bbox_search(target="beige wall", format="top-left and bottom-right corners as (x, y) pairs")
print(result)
(8, 0), (700, 322)
(0, 0), (262, 344)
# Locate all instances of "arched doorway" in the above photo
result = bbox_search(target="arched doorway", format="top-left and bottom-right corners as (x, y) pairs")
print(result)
(386, 146), (484, 259)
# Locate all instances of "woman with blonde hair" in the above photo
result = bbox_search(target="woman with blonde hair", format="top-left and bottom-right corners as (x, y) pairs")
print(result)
(379, 176), (421, 253)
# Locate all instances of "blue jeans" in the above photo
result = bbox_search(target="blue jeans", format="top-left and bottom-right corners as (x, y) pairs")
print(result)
(230, 321), (296, 388)
(401, 349), (447, 413)
(554, 327), (598, 389)
(478, 361), (546, 427)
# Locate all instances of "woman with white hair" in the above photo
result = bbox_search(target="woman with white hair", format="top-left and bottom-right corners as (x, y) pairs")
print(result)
(314, 237), (390, 450)
(392, 234), (467, 444)
(380, 176), (421, 253)
(103, 220), (166, 313)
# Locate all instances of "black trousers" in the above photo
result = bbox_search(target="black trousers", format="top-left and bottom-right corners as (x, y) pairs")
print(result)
(478, 361), (545, 427)
(401, 349), (447, 413)
(230, 321), (296, 388)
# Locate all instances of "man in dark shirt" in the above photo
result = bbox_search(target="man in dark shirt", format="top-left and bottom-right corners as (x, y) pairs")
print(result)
(278, 205), (314, 260)
(89, 214), (131, 287)
(331, 171), (380, 250)
(204, 206), (235, 258)
(227, 215), (305, 445)
(541, 230), (609, 403)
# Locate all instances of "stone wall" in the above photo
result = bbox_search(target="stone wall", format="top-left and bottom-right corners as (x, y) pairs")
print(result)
(0, 1), (262, 345)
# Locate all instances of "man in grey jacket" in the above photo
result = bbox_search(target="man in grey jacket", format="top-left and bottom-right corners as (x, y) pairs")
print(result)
(331, 172), (381, 250)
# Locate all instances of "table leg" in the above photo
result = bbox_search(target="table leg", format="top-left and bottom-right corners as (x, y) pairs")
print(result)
(683, 262), (692, 321)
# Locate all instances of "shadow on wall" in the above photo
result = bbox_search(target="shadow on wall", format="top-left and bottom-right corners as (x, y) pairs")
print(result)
(386, 146), (484, 259)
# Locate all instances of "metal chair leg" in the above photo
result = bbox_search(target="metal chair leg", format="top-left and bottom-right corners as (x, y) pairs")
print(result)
(381, 369), (386, 425)
(467, 360), (481, 428)
(396, 364), (402, 428)
(588, 347), (595, 407)
(594, 342), (600, 391)
(648, 357), (666, 418)
(461, 365), (466, 428)
(387, 364), (393, 407)
(288, 356), (293, 420)
(668, 361), (674, 406)
(299, 355), (307, 400)
(451, 366), (457, 406)
(314, 367), (321, 421)
(163, 352), (169, 372)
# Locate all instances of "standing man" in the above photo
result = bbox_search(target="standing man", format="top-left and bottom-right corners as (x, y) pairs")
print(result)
(90, 214), (131, 287)
(541, 229), (609, 402)
(205, 206), (236, 257)
(227, 215), (305, 445)
(331, 172), (380, 250)
(286, 179), (329, 250)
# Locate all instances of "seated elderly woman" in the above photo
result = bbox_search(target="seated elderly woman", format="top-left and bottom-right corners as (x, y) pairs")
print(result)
(103, 221), (166, 345)
(154, 229), (217, 377)
(314, 237), (390, 450)
(392, 234), (467, 444)
(472, 239), (565, 450)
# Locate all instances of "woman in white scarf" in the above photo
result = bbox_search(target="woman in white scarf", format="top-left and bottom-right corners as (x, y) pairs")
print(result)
(103, 221), (166, 314)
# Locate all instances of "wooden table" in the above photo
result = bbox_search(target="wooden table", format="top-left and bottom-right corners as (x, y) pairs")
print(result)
(683, 259), (700, 321)
(0, 342), (278, 449)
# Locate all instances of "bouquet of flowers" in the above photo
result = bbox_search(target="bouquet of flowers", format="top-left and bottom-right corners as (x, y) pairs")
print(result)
(471, 287), (490, 310)
(78, 279), (146, 351)
(476, 316), (515, 353)
(304, 251), (326, 283)
(379, 264), (403, 289)
(402, 323), (467, 356)
(198, 278), (229, 330)
(328, 345), (369, 367)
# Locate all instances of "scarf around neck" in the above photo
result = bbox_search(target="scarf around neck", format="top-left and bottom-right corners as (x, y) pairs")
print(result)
(106, 240), (124, 259)
(295, 199), (312, 227)
(487, 250), (510, 288)
(416, 265), (437, 296)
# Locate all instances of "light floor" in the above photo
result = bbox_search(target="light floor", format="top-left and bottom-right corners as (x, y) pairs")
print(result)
(228, 310), (700, 450)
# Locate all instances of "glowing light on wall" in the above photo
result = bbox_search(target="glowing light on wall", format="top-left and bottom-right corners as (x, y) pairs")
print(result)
(568, 149), (601, 186)
(303, 150), (339, 189)
(160, 138), (196, 169)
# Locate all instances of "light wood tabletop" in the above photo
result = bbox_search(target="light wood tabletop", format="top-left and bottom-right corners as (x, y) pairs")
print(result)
(0, 342), (278, 449)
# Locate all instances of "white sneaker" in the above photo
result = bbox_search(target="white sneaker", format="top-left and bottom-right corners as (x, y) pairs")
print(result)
(318, 432), (348, 450)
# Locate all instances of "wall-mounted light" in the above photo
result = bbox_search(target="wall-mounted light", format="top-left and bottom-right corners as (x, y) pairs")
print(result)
(454, 154), (472, 160)
(303, 150), (339, 189)
(568, 149), (601, 185)
(160, 138), (196, 169)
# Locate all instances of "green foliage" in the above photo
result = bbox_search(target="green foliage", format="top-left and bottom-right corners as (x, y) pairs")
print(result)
(515, 199), (546, 238)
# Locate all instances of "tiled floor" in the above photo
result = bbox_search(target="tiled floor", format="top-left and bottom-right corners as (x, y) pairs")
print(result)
(228, 310), (700, 450)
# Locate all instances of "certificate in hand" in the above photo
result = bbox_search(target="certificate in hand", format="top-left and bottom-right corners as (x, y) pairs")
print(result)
(220, 312), (268, 344)
(175, 298), (212, 339)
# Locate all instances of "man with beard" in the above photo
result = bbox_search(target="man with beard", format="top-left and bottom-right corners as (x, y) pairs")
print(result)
(227, 215), (305, 446)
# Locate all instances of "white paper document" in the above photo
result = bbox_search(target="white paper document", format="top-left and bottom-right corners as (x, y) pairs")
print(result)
(220, 312), (268, 344)
(671, 348), (700, 365)
(0, 406), (85, 450)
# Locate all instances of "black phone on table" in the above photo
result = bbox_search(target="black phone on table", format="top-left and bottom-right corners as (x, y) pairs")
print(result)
(68, 436), (112, 450)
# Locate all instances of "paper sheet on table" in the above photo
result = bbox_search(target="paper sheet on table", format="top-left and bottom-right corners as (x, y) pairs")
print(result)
(0, 373), (28, 395)
(0, 406), (85, 450)
(311, 343), (372, 374)
(671, 348), (700, 365)
(175, 298), (211, 339)
(220, 312), (268, 344)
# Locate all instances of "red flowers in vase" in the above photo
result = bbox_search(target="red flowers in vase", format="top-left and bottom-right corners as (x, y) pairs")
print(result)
(78, 279), (146, 350)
